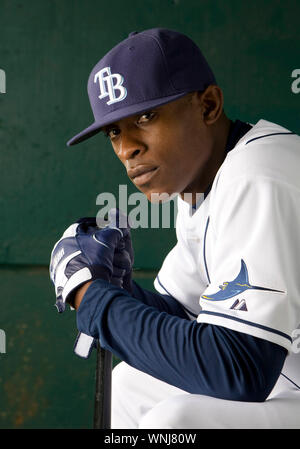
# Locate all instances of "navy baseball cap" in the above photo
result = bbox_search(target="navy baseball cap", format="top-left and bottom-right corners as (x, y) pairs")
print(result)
(67, 28), (216, 146)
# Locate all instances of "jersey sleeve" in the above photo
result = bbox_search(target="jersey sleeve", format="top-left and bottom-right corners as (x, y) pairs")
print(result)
(198, 174), (300, 351)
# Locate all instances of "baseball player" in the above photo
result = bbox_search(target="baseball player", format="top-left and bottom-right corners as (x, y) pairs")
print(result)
(50, 28), (300, 428)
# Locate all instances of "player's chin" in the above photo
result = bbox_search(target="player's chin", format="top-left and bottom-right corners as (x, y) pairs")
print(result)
(143, 187), (179, 203)
(132, 172), (179, 202)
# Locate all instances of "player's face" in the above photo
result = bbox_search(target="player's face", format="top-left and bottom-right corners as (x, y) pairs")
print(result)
(102, 88), (225, 203)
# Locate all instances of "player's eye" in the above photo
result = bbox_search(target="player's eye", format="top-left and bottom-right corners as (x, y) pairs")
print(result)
(137, 111), (156, 124)
(104, 127), (120, 139)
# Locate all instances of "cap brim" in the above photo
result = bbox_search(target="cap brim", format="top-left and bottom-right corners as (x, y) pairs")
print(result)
(66, 91), (191, 146)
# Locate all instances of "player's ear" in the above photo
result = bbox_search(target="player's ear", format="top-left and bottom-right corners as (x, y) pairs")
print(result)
(200, 85), (224, 125)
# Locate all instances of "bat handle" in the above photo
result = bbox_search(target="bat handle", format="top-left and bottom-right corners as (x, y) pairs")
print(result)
(93, 341), (112, 429)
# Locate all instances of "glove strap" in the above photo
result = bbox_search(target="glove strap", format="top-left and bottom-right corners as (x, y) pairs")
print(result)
(73, 332), (97, 358)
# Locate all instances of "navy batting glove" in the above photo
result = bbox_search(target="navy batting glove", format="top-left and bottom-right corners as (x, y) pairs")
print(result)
(109, 208), (134, 293)
(49, 216), (125, 313)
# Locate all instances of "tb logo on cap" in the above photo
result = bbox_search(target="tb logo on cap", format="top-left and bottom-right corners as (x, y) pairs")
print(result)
(94, 67), (127, 105)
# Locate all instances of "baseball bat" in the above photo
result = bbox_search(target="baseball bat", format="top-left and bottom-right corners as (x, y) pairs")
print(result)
(92, 214), (126, 429)
(93, 341), (112, 429)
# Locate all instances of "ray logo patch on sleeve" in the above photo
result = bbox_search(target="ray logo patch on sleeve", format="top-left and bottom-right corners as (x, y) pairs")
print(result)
(201, 259), (284, 302)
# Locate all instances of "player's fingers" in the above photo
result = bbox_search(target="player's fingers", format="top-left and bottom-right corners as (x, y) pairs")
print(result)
(111, 266), (126, 279)
(76, 217), (97, 234)
(93, 226), (124, 249)
(111, 269), (126, 288)
(108, 208), (131, 234)
(108, 209), (134, 260)
(113, 249), (132, 271)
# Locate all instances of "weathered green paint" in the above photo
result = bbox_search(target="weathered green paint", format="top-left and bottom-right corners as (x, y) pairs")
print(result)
(0, 266), (157, 429)
(0, 0), (299, 266)
(0, 0), (300, 429)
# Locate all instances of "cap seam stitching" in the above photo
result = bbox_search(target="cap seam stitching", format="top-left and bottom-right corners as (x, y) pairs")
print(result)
(144, 34), (177, 92)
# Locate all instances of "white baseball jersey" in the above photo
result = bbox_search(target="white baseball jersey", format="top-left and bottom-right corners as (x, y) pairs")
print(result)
(112, 119), (300, 429)
(154, 119), (300, 355)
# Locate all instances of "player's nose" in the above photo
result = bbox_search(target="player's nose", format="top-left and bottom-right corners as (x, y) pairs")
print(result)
(116, 131), (146, 162)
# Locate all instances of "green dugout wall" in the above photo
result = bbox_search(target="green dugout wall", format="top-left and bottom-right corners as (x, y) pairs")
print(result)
(0, 0), (299, 428)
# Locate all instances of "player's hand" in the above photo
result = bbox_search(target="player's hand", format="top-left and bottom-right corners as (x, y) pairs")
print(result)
(49, 214), (128, 313)
(109, 208), (134, 293)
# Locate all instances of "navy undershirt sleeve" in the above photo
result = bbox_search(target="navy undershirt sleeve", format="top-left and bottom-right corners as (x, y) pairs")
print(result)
(76, 279), (287, 402)
(130, 280), (190, 319)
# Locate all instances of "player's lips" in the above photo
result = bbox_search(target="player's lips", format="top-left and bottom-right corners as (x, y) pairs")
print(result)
(127, 165), (159, 186)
